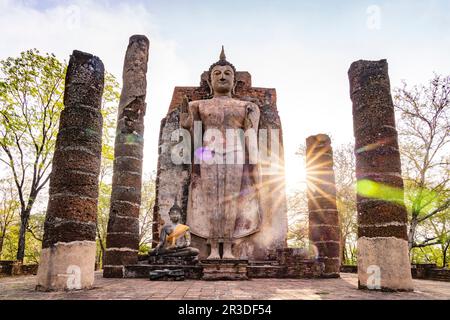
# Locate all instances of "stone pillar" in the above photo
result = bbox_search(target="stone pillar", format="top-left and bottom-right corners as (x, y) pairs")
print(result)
(348, 59), (413, 291)
(104, 35), (149, 278)
(36, 50), (104, 291)
(306, 134), (341, 278)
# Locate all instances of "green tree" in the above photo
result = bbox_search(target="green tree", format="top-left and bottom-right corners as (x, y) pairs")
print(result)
(1, 224), (19, 261)
(96, 181), (111, 269)
(139, 174), (156, 253)
(286, 188), (309, 248)
(287, 145), (311, 248)
(0, 49), (122, 264)
(0, 176), (19, 258)
(23, 211), (45, 264)
(95, 72), (120, 269)
(332, 143), (357, 265)
(0, 49), (65, 262)
(429, 210), (450, 267)
(394, 74), (450, 261)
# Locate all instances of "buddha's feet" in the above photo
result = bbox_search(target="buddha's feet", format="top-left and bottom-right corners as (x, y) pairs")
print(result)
(222, 252), (236, 260)
(222, 241), (235, 259)
(206, 253), (221, 260)
(207, 246), (220, 260)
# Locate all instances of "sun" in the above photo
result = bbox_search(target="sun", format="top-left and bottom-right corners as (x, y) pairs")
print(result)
(284, 153), (307, 195)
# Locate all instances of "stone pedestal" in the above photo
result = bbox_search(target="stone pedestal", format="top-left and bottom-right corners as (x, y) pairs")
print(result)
(104, 35), (149, 278)
(124, 264), (203, 279)
(37, 242), (97, 291)
(274, 248), (325, 278)
(37, 50), (104, 291)
(357, 237), (413, 291)
(200, 259), (248, 280)
(148, 255), (198, 266)
(348, 59), (413, 291)
(149, 269), (185, 281)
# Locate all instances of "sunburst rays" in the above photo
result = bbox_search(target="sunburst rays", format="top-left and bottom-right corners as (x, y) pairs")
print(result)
(305, 139), (336, 210)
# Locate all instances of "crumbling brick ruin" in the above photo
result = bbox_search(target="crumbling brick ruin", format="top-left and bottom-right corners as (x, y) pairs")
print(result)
(37, 50), (104, 291)
(306, 134), (341, 278)
(349, 59), (413, 291)
(104, 35), (150, 278)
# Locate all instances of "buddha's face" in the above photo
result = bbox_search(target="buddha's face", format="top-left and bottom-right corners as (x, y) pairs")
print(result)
(169, 210), (181, 223)
(211, 65), (234, 96)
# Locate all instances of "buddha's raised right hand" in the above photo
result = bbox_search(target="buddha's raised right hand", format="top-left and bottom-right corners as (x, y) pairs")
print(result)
(179, 95), (191, 128)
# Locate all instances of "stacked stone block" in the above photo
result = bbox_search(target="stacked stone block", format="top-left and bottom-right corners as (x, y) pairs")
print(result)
(37, 50), (104, 290)
(306, 134), (341, 278)
(200, 260), (249, 281)
(348, 59), (413, 291)
(276, 248), (325, 278)
(104, 35), (149, 278)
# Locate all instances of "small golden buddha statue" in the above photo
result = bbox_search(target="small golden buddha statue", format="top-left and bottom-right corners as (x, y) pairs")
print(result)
(150, 197), (199, 257)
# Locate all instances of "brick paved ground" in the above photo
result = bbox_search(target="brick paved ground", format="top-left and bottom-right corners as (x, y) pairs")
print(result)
(0, 272), (449, 300)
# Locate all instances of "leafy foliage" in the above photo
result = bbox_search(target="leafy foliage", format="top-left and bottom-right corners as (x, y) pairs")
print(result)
(0, 49), (65, 261)
(394, 74), (450, 267)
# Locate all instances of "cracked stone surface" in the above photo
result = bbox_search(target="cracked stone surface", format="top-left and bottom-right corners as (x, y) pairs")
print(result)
(0, 272), (449, 300)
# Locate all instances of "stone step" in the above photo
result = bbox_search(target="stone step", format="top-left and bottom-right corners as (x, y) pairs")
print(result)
(247, 265), (285, 278)
(249, 260), (279, 266)
(148, 255), (198, 265)
(249, 261), (325, 279)
(126, 260), (330, 280)
(124, 264), (202, 279)
(200, 259), (248, 265)
(202, 273), (248, 281)
(200, 260), (249, 281)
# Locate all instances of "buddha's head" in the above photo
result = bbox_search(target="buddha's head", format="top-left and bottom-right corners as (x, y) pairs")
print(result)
(207, 46), (236, 97)
(168, 207), (181, 223)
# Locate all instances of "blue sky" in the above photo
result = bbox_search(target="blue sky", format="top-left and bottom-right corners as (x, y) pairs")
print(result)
(1, 0), (449, 192)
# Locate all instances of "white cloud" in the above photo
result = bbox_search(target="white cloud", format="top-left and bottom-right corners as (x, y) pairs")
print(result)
(0, 0), (189, 177)
(2, 1), (449, 195)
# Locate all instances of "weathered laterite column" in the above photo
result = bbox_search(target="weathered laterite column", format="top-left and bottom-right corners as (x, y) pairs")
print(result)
(104, 35), (149, 278)
(37, 50), (104, 291)
(306, 134), (341, 278)
(349, 59), (413, 291)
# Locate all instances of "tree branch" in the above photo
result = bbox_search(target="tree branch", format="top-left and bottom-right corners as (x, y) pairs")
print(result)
(418, 198), (450, 223)
(26, 224), (42, 242)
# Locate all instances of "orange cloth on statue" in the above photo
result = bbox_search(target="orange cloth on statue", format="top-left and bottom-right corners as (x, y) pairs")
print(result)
(166, 224), (190, 246)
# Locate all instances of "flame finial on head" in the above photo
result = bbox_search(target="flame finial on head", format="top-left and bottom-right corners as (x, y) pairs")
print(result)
(169, 195), (181, 213)
(220, 45), (226, 61)
(208, 46), (236, 75)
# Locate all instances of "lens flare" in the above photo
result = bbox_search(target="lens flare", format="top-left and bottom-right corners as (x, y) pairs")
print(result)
(194, 146), (213, 162)
(357, 179), (404, 204)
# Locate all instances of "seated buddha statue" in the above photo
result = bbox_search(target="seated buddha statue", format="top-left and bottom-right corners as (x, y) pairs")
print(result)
(150, 197), (199, 257)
